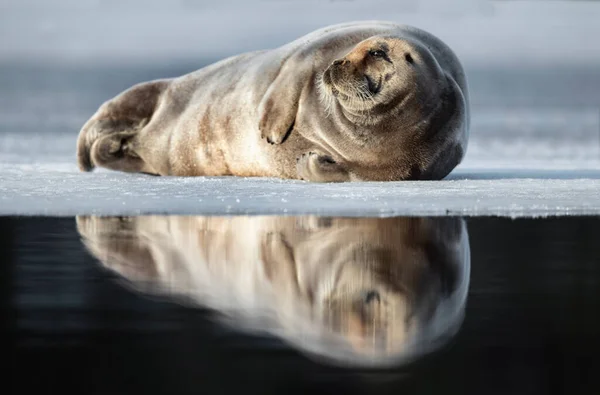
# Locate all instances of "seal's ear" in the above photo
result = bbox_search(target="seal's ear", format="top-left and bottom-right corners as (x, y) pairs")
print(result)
(76, 79), (170, 174)
(257, 60), (305, 145)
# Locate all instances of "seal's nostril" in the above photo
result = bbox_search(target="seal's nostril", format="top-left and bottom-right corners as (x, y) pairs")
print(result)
(364, 290), (381, 304)
(332, 59), (344, 66)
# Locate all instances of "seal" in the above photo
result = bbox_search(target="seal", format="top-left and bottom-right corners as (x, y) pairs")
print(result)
(76, 215), (471, 367)
(76, 21), (470, 182)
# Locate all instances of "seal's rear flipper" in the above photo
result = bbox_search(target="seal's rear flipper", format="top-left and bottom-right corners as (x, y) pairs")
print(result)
(76, 79), (170, 174)
(76, 216), (160, 283)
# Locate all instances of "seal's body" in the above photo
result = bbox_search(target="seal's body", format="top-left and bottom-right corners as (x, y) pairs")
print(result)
(77, 21), (469, 182)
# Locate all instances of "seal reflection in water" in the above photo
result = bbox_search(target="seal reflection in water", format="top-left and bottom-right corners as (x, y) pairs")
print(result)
(76, 21), (469, 182)
(76, 215), (470, 367)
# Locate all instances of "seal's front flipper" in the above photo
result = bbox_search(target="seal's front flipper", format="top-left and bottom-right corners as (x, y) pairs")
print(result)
(257, 59), (305, 145)
(296, 151), (351, 183)
(261, 232), (302, 297)
(77, 79), (169, 174)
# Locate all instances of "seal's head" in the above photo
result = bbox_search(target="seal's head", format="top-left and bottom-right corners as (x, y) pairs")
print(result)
(301, 217), (466, 363)
(318, 246), (417, 356)
(320, 35), (446, 121)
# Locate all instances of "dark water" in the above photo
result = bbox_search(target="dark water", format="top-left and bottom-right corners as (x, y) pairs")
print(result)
(2, 215), (600, 394)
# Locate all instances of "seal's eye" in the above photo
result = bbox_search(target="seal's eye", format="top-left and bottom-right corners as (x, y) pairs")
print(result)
(369, 49), (386, 58)
(405, 53), (414, 64)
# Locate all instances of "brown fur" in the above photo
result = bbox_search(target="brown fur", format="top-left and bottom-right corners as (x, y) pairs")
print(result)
(76, 215), (470, 366)
(76, 21), (469, 182)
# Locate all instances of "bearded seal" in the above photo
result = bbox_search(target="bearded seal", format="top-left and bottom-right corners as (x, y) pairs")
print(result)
(76, 21), (469, 182)
(76, 215), (470, 367)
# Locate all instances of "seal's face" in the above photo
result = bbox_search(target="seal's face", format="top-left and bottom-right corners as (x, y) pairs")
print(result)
(319, 249), (415, 355)
(321, 36), (442, 116)
(312, 224), (438, 356)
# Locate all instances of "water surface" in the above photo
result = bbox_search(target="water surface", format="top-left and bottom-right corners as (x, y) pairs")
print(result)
(2, 215), (599, 394)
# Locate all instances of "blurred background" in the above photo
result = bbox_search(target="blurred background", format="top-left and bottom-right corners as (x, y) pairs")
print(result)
(1, 0), (599, 67)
